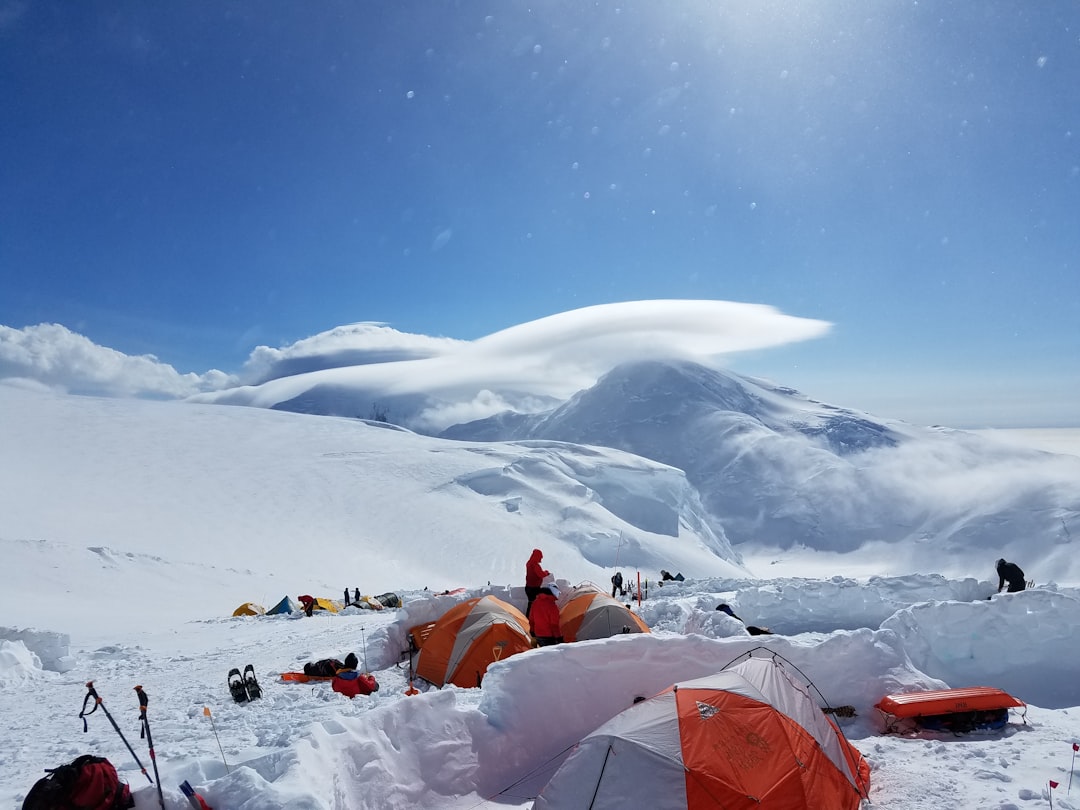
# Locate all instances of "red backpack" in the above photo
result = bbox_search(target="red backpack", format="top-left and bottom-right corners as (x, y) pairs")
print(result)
(22, 755), (134, 810)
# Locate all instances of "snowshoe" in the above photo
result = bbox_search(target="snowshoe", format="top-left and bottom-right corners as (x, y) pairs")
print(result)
(228, 668), (248, 703)
(243, 663), (262, 700)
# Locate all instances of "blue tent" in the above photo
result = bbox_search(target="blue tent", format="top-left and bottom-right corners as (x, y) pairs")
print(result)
(266, 596), (300, 615)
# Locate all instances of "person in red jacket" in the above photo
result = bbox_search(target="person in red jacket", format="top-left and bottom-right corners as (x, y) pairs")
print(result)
(530, 587), (563, 647)
(331, 652), (380, 698)
(525, 548), (550, 617)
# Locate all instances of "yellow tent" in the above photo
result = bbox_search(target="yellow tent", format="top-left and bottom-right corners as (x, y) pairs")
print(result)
(232, 602), (266, 617)
(311, 597), (341, 613)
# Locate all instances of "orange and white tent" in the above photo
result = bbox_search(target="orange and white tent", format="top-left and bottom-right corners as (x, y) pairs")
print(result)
(558, 583), (649, 642)
(414, 596), (533, 688)
(534, 655), (871, 809)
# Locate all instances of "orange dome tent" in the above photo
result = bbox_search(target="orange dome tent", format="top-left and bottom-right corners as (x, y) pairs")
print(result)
(534, 654), (870, 810)
(414, 596), (533, 688)
(558, 583), (649, 642)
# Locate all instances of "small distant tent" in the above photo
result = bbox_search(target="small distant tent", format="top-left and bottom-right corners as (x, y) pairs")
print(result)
(375, 592), (402, 608)
(266, 596), (300, 615)
(558, 584), (650, 642)
(414, 596), (533, 688)
(352, 596), (384, 610)
(534, 654), (871, 810)
(231, 602), (265, 617)
(311, 597), (341, 613)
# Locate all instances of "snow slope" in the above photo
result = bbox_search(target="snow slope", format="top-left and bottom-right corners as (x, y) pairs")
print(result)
(0, 382), (743, 635)
(192, 339), (1080, 581)
(444, 359), (1080, 578)
(4, 383), (1080, 809)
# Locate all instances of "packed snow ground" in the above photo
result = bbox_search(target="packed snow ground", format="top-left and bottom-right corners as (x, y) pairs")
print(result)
(4, 577), (1080, 810)
(3, 384), (1080, 809)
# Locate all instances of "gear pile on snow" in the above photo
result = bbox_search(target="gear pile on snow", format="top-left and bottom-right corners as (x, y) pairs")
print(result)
(21, 755), (134, 810)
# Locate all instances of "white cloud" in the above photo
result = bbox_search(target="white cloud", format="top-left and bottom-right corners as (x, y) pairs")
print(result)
(0, 323), (236, 398)
(240, 322), (466, 384)
(210, 300), (832, 416)
(461, 300), (831, 392)
(0, 301), (830, 406)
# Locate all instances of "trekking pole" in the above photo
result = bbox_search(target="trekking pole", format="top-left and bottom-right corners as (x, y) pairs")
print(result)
(203, 707), (230, 774)
(360, 627), (369, 672)
(134, 685), (166, 809)
(79, 681), (154, 784)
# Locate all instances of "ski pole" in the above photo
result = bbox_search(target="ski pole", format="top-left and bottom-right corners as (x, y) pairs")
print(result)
(361, 627), (369, 672)
(79, 682), (153, 784)
(134, 685), (166, 809)
(203, 706), (230, 773)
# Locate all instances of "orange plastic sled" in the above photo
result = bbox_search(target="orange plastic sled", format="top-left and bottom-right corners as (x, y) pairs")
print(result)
(876, 687), (1026, 733)
(280, 671), (333, 683)
(877, 686), (1025, 718)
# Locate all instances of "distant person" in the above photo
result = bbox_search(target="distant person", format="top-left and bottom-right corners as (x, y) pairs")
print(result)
(530, 587), (563, 647)
(354, 587), (361, 605)
(716, 603), (773, 636)
(525, 548), (550, 617)
(344, 587), (351, 606)
(660, 570), (685, 583)
(611, 571), (625, 598)
(298, 594), (315, 617)
(996, 559), (1027, 593)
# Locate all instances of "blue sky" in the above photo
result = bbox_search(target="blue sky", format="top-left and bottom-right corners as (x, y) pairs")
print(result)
(1, 1), (1078, 427)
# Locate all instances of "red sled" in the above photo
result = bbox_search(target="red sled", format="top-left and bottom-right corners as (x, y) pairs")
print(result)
(876, 686), (1026, 734)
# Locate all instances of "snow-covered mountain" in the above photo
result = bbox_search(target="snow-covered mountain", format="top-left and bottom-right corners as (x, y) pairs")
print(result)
(441, 360), (1080, 571)
(195, 349), (1080, 579)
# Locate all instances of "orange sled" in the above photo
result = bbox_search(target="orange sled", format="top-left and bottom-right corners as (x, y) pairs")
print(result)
(876, 687), (1027, 733)
(280, 671), (333, 683)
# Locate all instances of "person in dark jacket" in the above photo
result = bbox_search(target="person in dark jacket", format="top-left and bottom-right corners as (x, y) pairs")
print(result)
(611, 571), (624, 598)
(303, 655), (346, 677)
(996, 559), (1027, 593)
(529, 587), (563, 647)
(525, 548), (550, 617)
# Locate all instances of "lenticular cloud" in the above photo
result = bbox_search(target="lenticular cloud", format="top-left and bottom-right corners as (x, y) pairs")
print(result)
(189, 299), (832, 412)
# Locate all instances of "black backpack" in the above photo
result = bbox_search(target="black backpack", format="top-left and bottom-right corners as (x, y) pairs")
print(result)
(304, 658), (343, 678)
(22, 754), (134, 810)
